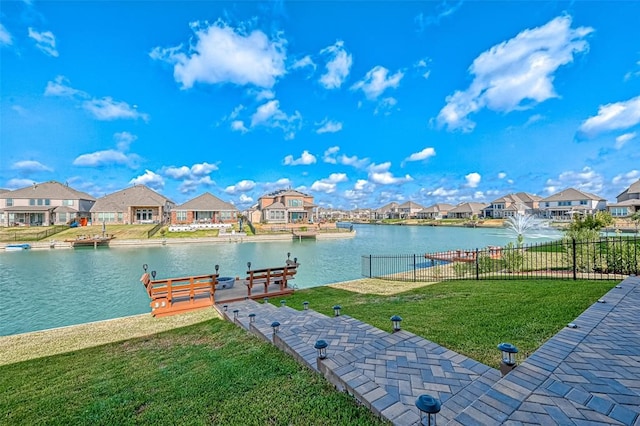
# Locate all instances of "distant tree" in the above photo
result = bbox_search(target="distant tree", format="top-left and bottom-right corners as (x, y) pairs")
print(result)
(631, 211), (640, 234)
(565, 211), (613, 242)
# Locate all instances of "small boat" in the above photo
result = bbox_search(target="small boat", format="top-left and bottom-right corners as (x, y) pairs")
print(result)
(5, 243), (31, 251)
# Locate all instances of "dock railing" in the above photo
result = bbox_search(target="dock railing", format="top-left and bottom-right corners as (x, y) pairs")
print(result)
(362, 236), (640, 282)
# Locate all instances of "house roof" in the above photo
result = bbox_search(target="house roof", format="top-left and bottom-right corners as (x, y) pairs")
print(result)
(91, 185), (174, 212)
(0, 205), (56, 212)
(376, 202), (399, 212)
(264, 202), (286, 210)
(490, 192), (542, 204)
(541, 188), (605, 202)
(176, 192), (237, 211)
(261, 188), (311, 199)
(449, 202), (489, 213)
(398, 201), (424, 210)
(608, 199), (640, 207)
(1, 180), (95, 201)
(420, 203), (455, 213)
(617, 179), (640, 199)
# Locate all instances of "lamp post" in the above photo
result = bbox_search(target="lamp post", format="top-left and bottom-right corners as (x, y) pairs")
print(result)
(223, 304), (228, 312)
(142, 264), (148, 272)
(151, 270), (156, 279)
(280, 300), (286, 307)
(248, 313), (256, 324)
(390, 315), (402, 332)
(333, 305), (341, 317)
(314, 339), (328, 360)
(415, 394), (441, 426)
(263, 297), (269, 304)
(233, 309), (239, 320)
(497, 342), (518, 376)
(303, 301), (309, 310)
(271, 321), (280, 335)
(215, 264), (219, 274)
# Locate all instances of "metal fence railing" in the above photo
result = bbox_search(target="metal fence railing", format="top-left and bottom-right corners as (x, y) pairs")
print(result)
(362, 236), (640, 282)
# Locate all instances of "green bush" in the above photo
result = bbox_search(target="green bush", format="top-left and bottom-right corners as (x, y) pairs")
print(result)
(502, 242), (524, 272)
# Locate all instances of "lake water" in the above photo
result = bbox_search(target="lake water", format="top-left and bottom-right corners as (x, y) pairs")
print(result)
(0, 224), (562, 336)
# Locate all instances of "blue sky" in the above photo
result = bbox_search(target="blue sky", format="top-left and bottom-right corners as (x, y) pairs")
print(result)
(1, 1), (639, 209)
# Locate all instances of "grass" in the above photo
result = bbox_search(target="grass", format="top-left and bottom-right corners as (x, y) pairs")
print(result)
(0, 320), (385, 425)
(0, 278), (618, 424)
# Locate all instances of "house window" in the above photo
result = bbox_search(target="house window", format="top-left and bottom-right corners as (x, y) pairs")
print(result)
(118, 212), (123, 221)
(6, 199), (12, 207)
(30, 199), (36, 206)
(37, 199), (44, 206)
(220, 211), (232, 220)
(545, 202), (550, 207)
(59, 212), (67, 223)
(63, 200), (74, 206)
(288, 199), (302, 207)
(558, 201), (572, 206)
(610, 207), (627, 217)
(268, 210), (285, 220)
(580, 200), (588, 205)
(176, 211), (187, 221)
(136, 209), (153, 221)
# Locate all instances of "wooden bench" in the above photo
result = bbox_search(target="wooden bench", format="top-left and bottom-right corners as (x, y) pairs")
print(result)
(140, 272), (218, 316)
(245, 265), (297, 297)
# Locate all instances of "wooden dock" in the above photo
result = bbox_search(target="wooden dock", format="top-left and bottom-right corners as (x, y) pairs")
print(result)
(65, 235), (114, 248)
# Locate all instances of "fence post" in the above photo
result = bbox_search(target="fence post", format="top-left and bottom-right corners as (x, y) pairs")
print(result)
(572, 238), (577, 281)
(369, 255), (372, 278)
(475, 248), (480, 280)
(413, 254), (416, 282)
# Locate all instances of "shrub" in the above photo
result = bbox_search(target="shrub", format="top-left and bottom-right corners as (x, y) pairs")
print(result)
(502, 242), (524, 273)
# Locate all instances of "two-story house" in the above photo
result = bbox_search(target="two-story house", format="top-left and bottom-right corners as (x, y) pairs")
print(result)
(371, 202), (399, 220)
(397, 201), (424, 219)
(250, 189), (315, 224)
(0, 181), (95, 227)
(483, 192), (542, 218)
(415, 203), (456, 220)
(170, 192), (238, 225)
(90, 184), (175, 224)
(608, 179), (640, 217)
(539, 188), (607, 219)
(448, 202), (489, 219)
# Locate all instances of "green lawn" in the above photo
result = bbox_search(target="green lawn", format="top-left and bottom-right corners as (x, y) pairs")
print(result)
(0, 278), (617, 424)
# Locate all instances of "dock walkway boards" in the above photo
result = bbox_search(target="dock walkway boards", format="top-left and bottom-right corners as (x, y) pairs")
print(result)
(217, 276), (640, 425)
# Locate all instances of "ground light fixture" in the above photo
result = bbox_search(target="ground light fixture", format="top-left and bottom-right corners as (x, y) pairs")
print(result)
(280, 300), (286, 307)
(223, 304), (228, 312)
(151, 270), (156, 279)
(390, 315), (402, 332)
(233, 309), (239, 320)
(333, 305), (342, 316)
(271, 321), (280, 334)
(248, 313), (256, 324)
(415, 394), (441, 426)
(497, 342), (519, 376)
(263, 297), (269, 304)
(142, 264), (148, 272)
(314, 339), (328, 360)
(303, 301), (309, 310)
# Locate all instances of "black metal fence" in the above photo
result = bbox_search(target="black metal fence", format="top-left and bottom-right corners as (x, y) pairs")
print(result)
(362, 236), (640, 282)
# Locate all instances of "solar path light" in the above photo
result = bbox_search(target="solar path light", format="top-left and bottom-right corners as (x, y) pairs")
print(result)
(390, 315), (402, 332)
(314, 339), (328, 360)
(415, 394), (441, 426)
(497, 342), (518, 376)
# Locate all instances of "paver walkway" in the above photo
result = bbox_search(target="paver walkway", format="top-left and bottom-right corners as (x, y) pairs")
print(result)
(218, 276), (640, 425)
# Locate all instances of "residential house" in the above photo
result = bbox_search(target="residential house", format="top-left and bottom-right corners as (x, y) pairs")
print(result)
(398, 201), (424, 219)
(539, 188), (607, 219)
(371, 202), (399, 220)
(90, 185), (175, 224)
(483, 192), (542, 218)
(251, 189), (316, 224)
(608, 179), (640, 217)
(170, 192), (238, 225)
(448, 202), (489, 219)
(416, 203), (455, 220)
(0, 180), (95, 227)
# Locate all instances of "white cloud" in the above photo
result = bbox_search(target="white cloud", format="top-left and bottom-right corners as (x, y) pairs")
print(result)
(83, 98), (149, 121)
(283, 150), (317, 166)
(252, 89), (275, 101)
(367, 162), (413, 185)
(250, 99), (301, 138)
(231, 120), (249, 133)
(544, 167), (604, 195)
(115, 132), (137, 151)
(262, 178), (293, 192)
(612, 170), (640, 186)
(316, 119), (343, 134)
(44, 76), (85, 98)
(239, 193), (253, 203)
(498, 172), (507, 179)
(524, 114), (544, 127)
(323, 146), (340, 164)
(437, 15), (593, 132)
(310, 173), (348, 193)
(191, 162), (217, 176)
(6, 178), (37, 190)
(351, 66), (404, 100)
(28, 27), (58, 57)
(292, 55), (316, 71)
(427, 187), (459, 197)
(578, 95), (640, 138)
(11, 160), (53, 173)
(225, 180), (256, 194)
(374, 97), (398, 115)
(624, 60), (640, 81)
(415, 58), (431, 79)
(150, 20), (286, 89)
(130, 170), (165, 190)
(1, 23), (13, 46)
(340, 154), (370, 169)
(615, 132), (636, 149)
(73, 150), (132, 167)
(415, 0), (463, 30)
(465, 172), (481, 188)
(163, 163), (218, 180)
(404, 147), (436, 163)
(319, 40), (352, 89)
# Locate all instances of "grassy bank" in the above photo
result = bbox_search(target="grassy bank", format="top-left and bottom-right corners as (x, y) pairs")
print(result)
(0, 278), (618, 424)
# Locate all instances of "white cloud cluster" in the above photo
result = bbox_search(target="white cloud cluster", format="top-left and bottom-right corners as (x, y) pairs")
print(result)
(130, 170), (165, 190)
(283, 150), (317, 166)
(28, 27), (58, 57)
(310, 173), (348, 193)
(1, 23), (13, 46)
(247, 99), (301, 139)
(465, 172), (481, 188)
(437, 15), (593, 132)
(316, 119), (343, 134)
(73, 132), (141, 168)
(415, 58), (431, 79)
(615, 132), (636, 149)
(415, 0), (463, 30)
(150, 20), (287, 89)
(292, 55), (316, 71)
(161, 162), (217, 194)
(351, 66), (404, 100)
(368, 162), (413, 185)
(322, 146), (369, 168)
(44, 76), (149, 121)
(543, 167), (604, 195)
(612, 170), (640, 186)
(404, 147), (436, 163)
(6, 178), (38, 190)
(225, 180), (256, 194)
(319, 40), (352, 89)
(578, 95), (640, 138)
(11, 160), (53, 173)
